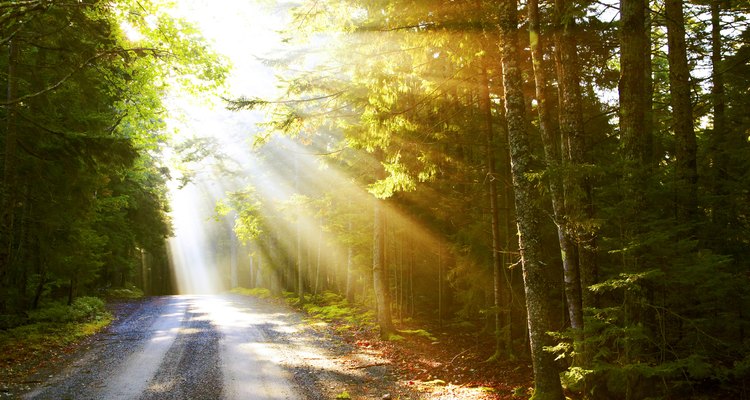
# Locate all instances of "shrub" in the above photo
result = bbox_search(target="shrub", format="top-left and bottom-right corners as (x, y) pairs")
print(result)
(29, 297), (107, 323)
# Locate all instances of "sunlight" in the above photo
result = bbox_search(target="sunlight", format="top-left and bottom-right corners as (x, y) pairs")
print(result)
(164, 0), (453, 299)
(168, 181), (223, 294)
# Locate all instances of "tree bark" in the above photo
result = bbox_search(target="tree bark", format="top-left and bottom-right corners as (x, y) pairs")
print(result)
(644, 4), (655, 166)
(498, 0), (564, 397)
(665, 0), (697, 223)
(620, 0), (648, 163)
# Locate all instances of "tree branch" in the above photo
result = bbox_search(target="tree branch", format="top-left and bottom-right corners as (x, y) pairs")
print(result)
(0, 47), (166, 107)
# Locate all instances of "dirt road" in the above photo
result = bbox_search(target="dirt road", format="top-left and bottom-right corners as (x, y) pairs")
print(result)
(23, 294), (402, 400)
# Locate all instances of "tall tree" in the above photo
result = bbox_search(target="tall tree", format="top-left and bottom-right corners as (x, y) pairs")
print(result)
(497, 0), (564, 397)
(665, 0), (697, 222)
(372, 197), (395, 338)
(480, 65), (512, 360)
(619, 0), (649, 162)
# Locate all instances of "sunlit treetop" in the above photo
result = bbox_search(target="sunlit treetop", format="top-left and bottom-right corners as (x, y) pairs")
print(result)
(233, 0), (501, 199)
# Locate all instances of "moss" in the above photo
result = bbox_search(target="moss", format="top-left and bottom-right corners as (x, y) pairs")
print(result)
(399, 329), (437, 342)
(385, 333), (405, 341)
(335, 390), (351, 399)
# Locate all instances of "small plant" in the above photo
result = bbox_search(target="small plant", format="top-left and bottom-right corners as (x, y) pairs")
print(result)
(335, 390), (351, 399)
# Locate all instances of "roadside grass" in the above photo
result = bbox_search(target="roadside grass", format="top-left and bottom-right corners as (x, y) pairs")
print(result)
(0, 297), (112, 380)
(233, 288), (443, 341)
(229, 287), (272, 298)
(103, 285), (144, 300)
(285, 291), (377, 331)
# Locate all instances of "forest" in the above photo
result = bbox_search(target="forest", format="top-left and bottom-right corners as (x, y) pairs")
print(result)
(1, 0), (750, 399)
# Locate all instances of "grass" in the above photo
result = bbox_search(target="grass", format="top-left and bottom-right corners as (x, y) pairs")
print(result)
(230, 287), (272, 298)
(0, 316), (112, 355)
(0, 298), (112, 379)
(301, 292), (376, 329)
(104, 285), (144, 300)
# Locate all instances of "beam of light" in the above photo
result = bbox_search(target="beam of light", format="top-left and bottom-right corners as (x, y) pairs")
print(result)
(162, 0), (460, 300)
(167, 180), (223, 294)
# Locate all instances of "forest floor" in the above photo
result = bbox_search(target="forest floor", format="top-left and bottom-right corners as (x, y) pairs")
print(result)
(1, 295), (533, 399)
(315, 314), (534, 399)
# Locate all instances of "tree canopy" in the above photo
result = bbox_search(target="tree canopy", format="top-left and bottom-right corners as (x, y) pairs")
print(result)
(0, 0), (226, 313)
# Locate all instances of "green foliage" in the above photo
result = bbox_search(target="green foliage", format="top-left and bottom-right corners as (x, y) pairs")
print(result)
(399, 329), (437, 342)
(0, 0), (226, 312)
(231, 287), (272, 299)
(29, 297), (108, 324)
(216, 186), (264, 243)
(301, 291), (374, 328)
(105, 286), (145, 300)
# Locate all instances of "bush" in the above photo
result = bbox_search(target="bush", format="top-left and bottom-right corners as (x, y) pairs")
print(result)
(29, 297), (107, 323)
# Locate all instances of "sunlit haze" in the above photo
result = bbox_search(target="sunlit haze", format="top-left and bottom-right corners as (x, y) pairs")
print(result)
(163, 0), (446, 295)
(165, 0), (286, 294)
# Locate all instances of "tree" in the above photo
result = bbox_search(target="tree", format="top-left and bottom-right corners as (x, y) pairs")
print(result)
(0, 0), (225, 313)
(619, 0), (649, 163)
(665, 0), (698, 222)
(497, 0), (564, 397)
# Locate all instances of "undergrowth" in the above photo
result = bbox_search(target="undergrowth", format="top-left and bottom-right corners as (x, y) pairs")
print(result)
(0, 297), (112, 366)
(236, 288), (440, 342)
(104, 285), (144, 300)
(289, 291), (376, 330)
(230, 287), (272, 298)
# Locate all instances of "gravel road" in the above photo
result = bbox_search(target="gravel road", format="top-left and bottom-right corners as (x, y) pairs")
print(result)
(21, 294), (404, 400)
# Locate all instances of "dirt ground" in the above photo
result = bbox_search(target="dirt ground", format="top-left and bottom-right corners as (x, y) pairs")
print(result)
(324, 317), (534, 400)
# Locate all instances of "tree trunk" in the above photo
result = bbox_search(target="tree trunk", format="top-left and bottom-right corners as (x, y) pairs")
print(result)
(620, 0), (648, 162)
(529, 0), (583, 337)
(248, 243), (256, 288)
(373, 198), (395, 338)
(480, 66), (511, 359)
(345, 219), (355, 303)
(498, 0), (564, 397)
(710, 0), (727, 227)
(555, 0), (598, 317)
(295, 155), (305, 303)
(230, 228), (239, 289)
(665, 0), (698, 223)
(1, 37), (20, 305)
(314, 218), (322, 296)
(644, 4), (655, 166)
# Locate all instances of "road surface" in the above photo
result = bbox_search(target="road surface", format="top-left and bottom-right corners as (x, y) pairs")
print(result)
(23, 294), (398, 400)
